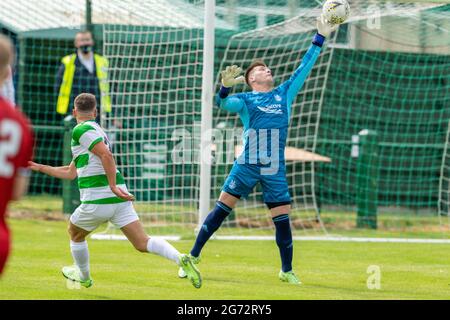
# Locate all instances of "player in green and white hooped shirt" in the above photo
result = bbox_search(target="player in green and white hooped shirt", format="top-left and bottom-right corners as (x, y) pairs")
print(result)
(29, 93), (201, 289)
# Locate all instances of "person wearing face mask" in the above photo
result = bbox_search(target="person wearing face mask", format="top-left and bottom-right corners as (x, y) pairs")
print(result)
(55, 30), (111, 123)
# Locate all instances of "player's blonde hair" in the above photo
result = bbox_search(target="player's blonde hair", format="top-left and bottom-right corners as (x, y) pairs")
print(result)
(0, 35), (14, 81)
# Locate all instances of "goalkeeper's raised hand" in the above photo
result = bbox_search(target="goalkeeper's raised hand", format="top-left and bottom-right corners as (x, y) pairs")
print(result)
(221, 65), (245, 88)
(316, 14), (339, 38)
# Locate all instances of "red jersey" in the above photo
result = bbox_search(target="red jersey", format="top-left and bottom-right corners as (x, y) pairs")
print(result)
(0, 97), (34, 220)
(0, 97), (33, 274)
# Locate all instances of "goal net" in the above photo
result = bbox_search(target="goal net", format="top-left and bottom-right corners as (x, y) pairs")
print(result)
(93, 0), (450, 240)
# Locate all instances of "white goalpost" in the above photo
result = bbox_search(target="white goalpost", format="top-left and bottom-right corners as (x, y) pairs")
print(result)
(198, 0), (215, 232)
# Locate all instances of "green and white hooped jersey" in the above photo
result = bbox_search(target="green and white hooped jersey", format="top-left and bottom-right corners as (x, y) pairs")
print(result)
(72, 120), (127, 205)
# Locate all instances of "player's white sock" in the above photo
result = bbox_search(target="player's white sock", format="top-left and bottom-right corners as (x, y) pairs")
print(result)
(147, 237), (181, 265)
(70, 240), (91, 281)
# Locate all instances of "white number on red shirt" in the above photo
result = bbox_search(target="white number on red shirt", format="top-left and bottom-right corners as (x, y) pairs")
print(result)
(0, 119), (22, 178)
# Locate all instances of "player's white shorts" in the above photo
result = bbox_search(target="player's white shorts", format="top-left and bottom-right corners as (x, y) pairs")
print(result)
(70, 201), (139, 232)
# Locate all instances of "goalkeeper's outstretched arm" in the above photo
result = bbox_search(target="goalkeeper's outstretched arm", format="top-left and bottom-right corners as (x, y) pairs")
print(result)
(215, 65), (245, 113)
(283, 15), (338, 107)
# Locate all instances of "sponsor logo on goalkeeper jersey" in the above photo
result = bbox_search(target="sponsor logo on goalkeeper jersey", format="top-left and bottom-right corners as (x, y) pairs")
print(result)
(256, 104), (283, 114)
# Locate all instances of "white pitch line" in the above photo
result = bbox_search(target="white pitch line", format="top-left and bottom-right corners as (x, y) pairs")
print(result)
(91, 234), (450, 244)
(91, 234), (181, 241)
(216, 236), (450, 244)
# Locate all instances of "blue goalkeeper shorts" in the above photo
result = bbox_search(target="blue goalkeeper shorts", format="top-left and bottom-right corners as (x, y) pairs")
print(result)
(222, 161), (291, 204)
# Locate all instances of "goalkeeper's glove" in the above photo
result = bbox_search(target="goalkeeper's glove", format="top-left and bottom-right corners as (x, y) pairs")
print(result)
(316, 14), (339, 38)
(221, 65), (245, 88)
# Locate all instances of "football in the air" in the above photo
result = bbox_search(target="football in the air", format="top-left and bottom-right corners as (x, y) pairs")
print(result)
(322, 0), (351, 25)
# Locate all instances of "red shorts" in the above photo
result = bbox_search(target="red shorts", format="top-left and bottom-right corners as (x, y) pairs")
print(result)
(0, 226), (10, 275)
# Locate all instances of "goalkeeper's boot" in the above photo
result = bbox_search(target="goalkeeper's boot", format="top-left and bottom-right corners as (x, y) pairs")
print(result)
(178, 254), (201, 279)
(62, 265), (93, 288)
(279, 270), (301, 285)
(179, 254), (202, 289)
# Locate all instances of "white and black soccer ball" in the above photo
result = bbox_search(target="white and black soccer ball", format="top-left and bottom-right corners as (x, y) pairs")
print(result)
(322, 0), (351, 25)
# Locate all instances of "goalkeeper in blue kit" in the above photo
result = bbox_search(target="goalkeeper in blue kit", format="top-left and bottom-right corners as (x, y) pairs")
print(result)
(180, 16), (338, 284)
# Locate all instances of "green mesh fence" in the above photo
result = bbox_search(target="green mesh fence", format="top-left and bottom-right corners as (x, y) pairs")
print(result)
(316, 48), (450, 209)
(16, 36), (74, 197)
(12, 30), (105, 204)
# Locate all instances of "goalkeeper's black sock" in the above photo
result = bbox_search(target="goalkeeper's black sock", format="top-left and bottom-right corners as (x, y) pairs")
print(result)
(272, 214), (293, 273)
(190, 201), (232, 258)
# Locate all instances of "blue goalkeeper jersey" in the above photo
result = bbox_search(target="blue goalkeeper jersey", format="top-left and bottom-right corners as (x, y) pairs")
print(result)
(216, 42), (322, 170)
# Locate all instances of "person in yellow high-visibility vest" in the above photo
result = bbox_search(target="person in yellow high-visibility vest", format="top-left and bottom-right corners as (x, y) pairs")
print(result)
(55, 30), (111, 123)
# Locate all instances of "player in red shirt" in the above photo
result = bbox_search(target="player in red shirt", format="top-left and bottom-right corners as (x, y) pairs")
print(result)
(0, 35), (34, 275)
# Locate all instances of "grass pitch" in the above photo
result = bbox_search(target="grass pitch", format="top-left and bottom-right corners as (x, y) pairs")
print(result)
(1, 217), (449, 300)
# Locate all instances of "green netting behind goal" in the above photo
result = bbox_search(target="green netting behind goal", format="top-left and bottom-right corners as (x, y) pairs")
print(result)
(1, 0), (450, 239)
(211, 3), (450, 237)
(317, 48), (450, 208)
